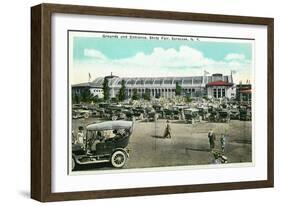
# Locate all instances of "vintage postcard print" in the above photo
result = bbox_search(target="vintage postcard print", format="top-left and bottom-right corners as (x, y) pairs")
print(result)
(68, 31), (253, 174)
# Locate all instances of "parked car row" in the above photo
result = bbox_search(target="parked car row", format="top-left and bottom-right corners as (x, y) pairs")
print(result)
(72, 99), (252, 123)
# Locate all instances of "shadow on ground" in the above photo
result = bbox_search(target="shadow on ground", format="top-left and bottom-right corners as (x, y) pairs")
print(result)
(151, 135), (171, 139)
(185, 147), (211, 152)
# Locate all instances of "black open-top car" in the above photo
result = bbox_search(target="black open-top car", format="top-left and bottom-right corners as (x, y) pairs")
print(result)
(72, 120), (134, 170)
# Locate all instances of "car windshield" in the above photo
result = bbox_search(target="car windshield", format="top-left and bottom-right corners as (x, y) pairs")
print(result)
(184, 110), (194, 115)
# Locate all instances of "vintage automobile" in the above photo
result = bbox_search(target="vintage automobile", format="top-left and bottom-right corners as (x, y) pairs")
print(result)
(172, 105), (188, 120)
(217, 109), (230, 123)
(229, 109), (240, 120)
(197, 106), (208, 121)
(72, 109), (92, 119)
(121, 108), (135, 120)
(86, 105), (101, 117)
(72, 104), (83, 110)
(98, 102), (110, 108)
(207, 108), (230, 123)
(207, 105), (214, 113)
(111, 108), (134, 121)
(72, 120), (134, 170)
(152, 105), (164, 118)
(184, 108), (201, 124)
(101, 106), (121, 120)
(144, 107), (158, 121)
(207, 109), (218, 122)
(163, 108), (180, 120)
(146, 111), (159, 122)
(132, 107), (146, 120)
(239, 109), (252, 121)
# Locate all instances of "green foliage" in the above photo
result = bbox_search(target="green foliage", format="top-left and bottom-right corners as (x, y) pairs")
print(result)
(72, 92), (80, 104)
(132, 89), (140, 100)
(143, 91), (151, 101)
(111, 97), (118, 103)
(186, 96), (192, 103)
(80, 88), (94, 103)
(92, 95), (103, 103)
(118, 80), (126, 101)
(102, 78), (110, 101)
(203, 96), (209, 101)
(175, 82), (182, 96)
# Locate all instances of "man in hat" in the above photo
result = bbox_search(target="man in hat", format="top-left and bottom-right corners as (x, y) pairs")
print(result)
(208, 129), (216, 150)
(163, 120), (172, 138)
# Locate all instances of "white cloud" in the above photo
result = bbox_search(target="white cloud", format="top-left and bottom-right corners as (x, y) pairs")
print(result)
(224, 53), (245, 61)
(72, 46), (251, 84)
(84, 49), (107, 60)
(116, 46), (215, 69)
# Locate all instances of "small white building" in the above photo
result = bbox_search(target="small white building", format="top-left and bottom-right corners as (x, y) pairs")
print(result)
(89, 88), (104, 98)
(206, 81), (234, 99)
(72, 82), (104, 99)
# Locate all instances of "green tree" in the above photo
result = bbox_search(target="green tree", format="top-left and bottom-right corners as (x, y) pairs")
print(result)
(80, 88), (93, 103)
(202, 96), (209, 101)
(143, 91), (151, 101)
(111, 97), (118, 103)
(72, 92), (80, 104)
(102, 77), (110, 101)
(186, 96), (192, 103)
(175, 82), (182, 96)
(92, 95), (102, 103)
(118, 80), (126, 101)
(132, 89), (140, 100)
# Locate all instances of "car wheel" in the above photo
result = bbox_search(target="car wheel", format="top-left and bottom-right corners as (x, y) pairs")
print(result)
(111, 150), (127, 168)
(72, 157), (76, 171)
(84, 113), (89, 118)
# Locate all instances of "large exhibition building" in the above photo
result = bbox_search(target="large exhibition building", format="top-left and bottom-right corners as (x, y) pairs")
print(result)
(72, 73), (237, 99)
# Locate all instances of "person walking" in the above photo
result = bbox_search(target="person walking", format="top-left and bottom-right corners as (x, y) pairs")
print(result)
(220, 134), (226, 153)
(163, 120), (172, 138)
(220, 128), (228, 153)
(208, 129), (216, 150)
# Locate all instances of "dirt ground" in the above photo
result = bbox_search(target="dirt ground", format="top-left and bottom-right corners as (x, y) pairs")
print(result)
(130, 119), (251, 167)
(72, 118), (252, 171)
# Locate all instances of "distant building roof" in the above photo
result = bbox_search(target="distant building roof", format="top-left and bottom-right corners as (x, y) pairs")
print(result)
(73, 74), (233, 88)
(206, 81), (233, 87)
(72, 82), (102, 88)
(212, 73), (223, 77)
(240, 89), (252, 94)
(236, 84), (251, 89)
(71, 82), (91, 87)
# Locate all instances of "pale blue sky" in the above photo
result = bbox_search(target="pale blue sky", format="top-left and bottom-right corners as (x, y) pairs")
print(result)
(73, 36), (252, 62)
(71, 34), (253, 84)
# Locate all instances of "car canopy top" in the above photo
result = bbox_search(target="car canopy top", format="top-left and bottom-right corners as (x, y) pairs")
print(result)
(86, 120), (133, 131)
(184, 108), (199, 112)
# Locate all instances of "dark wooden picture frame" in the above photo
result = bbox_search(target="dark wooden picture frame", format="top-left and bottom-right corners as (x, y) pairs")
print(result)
(31, 3), (274, 202)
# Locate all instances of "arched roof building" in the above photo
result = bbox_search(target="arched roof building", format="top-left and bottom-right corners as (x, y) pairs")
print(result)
(90, 75), (231, 88)
(73, 73), (234, 99)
